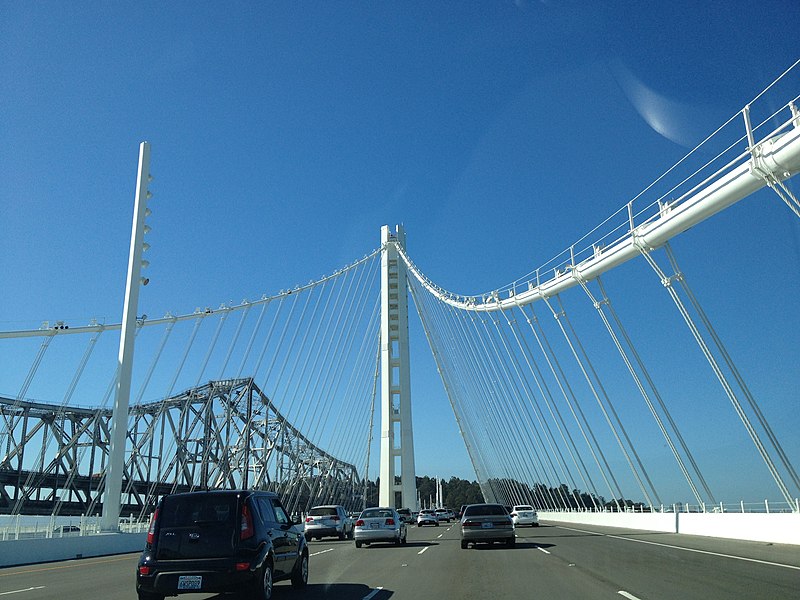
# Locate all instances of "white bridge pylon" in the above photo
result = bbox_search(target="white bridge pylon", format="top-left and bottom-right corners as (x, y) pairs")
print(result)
(379, 225), (417, 510)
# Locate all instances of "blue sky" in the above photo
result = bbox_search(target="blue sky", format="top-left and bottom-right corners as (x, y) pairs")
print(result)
(2, 1), (799, 504)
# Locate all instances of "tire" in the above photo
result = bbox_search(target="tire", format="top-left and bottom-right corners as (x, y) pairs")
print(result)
(291, 552), (309, 588)
(338, 530), (346, 540)
(435, 522), (439, 527)
(348, 526), (354, 539)
(355, 540), (362, 548)
(460, 540), (468, 549)
(304, 533), (312, 542)
(254, 560), (273, 600)
(506, 536), (516, 548)
(137, 591), (164, 600)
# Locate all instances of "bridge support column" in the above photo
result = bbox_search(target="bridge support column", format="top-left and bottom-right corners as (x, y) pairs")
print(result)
(101, 142), (152, 531)
(379, 225), (417, 510)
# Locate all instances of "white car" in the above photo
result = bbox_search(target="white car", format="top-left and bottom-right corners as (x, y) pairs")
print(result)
(417, 509), (439, 526)
(510, 505), (539, 527)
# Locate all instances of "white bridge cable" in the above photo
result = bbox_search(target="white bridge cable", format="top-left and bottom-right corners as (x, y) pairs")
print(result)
(493, 309), (589, 509)
(407, 275), (495, 499)
(503, 305), (596, 509)
(448, 307), (520, 503)
(519, 302), (621, 509)
(480, 311), (566, 508)
(411, 277), (502, 501)
(648, 243), (800, 503)
(542, 294), (661, 508)
(315, 290), (381, 507)
(578, 276), (716, 507)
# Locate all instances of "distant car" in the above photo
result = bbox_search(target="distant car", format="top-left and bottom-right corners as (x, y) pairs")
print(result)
(354, 507), (407, 547)
(416, 509), (439, 527)
(53, 525), (80, 535)
(460, 503), (515, 549)
(304, 505), (353, 541)
(397, 507), (413, 524)
(458, 505), (468, 519)
(510, 505), (539, 527)
(136, 489), (308, 600)
(434, 508), (451, 523)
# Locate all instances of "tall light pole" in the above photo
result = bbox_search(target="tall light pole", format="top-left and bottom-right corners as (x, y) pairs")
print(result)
(101, 142), (153, 531)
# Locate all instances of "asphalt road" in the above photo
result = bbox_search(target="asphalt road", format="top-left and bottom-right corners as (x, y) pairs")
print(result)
(2, 521), (799, 600)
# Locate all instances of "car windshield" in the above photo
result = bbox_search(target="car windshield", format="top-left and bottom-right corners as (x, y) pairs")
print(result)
(515, 506), (534, 511)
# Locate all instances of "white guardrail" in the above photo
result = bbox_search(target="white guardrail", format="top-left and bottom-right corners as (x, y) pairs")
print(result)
(542, 502), (800, 546)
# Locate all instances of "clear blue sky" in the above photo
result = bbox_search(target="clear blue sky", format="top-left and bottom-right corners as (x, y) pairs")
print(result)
(2, 1), (799, 503)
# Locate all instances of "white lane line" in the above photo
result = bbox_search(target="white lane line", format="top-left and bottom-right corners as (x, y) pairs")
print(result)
(418, 546), (429, 555)
(310, 548), (334, 557)
(557, 526), (800, 571)
(537, 546), (551, 554)
(618, 592), (642, 600)
(437, 534), (443, 539)
(0, 587), (46, 596)
(362, 586), (384, 600)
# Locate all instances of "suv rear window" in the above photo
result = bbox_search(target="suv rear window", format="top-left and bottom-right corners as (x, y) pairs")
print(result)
(309, 507), (338, 516)
(156, 494), (238, 560)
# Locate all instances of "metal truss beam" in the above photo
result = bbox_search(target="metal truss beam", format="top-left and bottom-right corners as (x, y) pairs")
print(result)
(0, 378), (363, 518)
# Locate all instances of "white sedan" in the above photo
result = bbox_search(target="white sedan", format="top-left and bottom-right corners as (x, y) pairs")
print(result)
(510, 505), (539, 527)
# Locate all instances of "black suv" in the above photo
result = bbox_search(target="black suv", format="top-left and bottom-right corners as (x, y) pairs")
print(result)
(136, 490), (308, 600)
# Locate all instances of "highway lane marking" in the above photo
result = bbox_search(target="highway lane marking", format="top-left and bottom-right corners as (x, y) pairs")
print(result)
(618, 592), (642, 600)
(437, 534), (443, 538)
(362, 586), (384, 599)
(0, 587), (46, 596)
(418, 546), (429, 555)
(536, 546), (551, 554)
(0, 554), (133, 577)
(310, 548), (334, 557)
(557, 526), (800, 571)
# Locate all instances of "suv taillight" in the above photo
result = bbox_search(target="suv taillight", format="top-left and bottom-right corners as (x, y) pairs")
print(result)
(146, 508), (159, 545)
(241, 504), (254, 540)
(355, 519), (364, 527)
(385, 518), (395, 526)
(305, 517), (313, 523)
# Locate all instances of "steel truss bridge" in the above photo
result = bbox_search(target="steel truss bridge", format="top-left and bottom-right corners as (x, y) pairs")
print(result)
(0, 378), (363, 517)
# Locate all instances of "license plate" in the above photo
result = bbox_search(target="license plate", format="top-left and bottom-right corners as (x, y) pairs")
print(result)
(481, 522), (494, 529)
(370, 523), (380, 529)
(178, 575), (202, 590)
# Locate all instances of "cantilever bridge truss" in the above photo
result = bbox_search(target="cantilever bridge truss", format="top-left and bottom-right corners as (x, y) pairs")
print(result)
(0, 378), (364, 517)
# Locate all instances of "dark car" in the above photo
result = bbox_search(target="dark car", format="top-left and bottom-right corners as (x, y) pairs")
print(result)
(460, 503), (515, 549)
(136, 489), (308, 600)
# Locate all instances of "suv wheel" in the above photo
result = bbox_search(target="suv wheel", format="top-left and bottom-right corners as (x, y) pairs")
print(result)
(355, 540), (362, 548)
(291, 552), (308, 588)
(255, 560), (273, 600)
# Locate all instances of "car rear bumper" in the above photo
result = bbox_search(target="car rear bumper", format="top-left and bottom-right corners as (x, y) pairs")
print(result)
(461, 527), (514, 542)
(305, 525), (343, 537)
(354, 528), (401, 543)
(137, 567), (257, 595)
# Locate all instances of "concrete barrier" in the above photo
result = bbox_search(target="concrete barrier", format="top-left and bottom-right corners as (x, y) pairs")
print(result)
(542, 511), (800, 545)
(0, 532), (145, 567)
